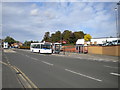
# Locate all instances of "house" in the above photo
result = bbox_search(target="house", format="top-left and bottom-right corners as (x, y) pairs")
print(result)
(11, 42), (23, 48)
(3, 42), (8, 49)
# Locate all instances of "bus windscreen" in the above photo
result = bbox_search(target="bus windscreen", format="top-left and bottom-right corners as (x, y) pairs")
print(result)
(41, 44), (51, 49)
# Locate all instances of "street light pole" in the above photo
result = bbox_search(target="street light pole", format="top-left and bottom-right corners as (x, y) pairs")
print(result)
(115, 1), (120, 38)
(117, 1), (120, 38)
(115, 7), (118, 37)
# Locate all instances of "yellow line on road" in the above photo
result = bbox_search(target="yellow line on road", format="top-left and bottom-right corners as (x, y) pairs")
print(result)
(0, 61), (39, 89)
(14, 66), (39, 89)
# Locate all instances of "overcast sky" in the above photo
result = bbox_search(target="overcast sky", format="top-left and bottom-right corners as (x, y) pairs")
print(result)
(2, 1), (118, 42)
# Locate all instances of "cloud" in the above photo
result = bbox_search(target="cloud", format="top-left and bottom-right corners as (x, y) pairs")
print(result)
(2, 0), (120, 2)
(30, 9), (39, 16)
(2, 2), (117, 42)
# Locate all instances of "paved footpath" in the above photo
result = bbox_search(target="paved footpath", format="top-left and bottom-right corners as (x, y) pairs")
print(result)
(53, 52), (119, 62)
(6, 49), (119, 62)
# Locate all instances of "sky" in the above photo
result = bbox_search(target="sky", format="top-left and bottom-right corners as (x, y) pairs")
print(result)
(1, 1), (119, 42)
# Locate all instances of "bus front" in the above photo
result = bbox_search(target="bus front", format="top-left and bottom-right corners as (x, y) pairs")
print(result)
(40, 43), (52, 54)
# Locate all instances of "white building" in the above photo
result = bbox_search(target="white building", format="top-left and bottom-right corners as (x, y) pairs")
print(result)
(76, 37), (120, 45)
(4, 42), (8, 48)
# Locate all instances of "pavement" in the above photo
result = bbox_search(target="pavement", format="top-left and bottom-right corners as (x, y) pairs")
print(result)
(10, 48), (119, 62)
(53, 51), (119, 63)
(2, 49), (119, 88)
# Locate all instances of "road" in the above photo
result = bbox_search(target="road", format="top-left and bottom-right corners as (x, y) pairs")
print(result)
(2, 49), (119, 88)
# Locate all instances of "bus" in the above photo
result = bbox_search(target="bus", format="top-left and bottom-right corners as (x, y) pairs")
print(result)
(30, 42), (52, 54)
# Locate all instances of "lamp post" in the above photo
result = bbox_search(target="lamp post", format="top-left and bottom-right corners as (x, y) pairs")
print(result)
(115, 7), (118, 38)
(117, 1), (120, 38)
(115, 1), (120, 38)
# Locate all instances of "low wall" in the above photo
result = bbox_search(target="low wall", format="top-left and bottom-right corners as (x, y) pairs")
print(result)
(102, 46), (120, 56)
(88, 46), (102, 55)
(88, 45), (120, 56)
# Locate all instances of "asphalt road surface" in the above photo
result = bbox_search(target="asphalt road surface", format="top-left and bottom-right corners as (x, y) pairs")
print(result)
(2, 49), (119, 88)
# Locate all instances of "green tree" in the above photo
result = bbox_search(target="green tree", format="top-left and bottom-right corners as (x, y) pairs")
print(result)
(84, 34), (92, 41)
(69, 33), (76, 44)
(55, 31), (61, 42)
(4, 36), (16, 44)
(62, 30), (72, 44)
(24, 41), (31, 46)
(50, 31), (62, 43)
(74, 31), (85, 39)
(42, 32), (50, 42)
(50, 33), (56, 43)
(24, 40), (39, 46)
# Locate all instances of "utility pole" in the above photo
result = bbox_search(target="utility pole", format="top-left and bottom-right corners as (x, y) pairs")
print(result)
(115, 1), (120, 38)
(117, 1), (120, 38)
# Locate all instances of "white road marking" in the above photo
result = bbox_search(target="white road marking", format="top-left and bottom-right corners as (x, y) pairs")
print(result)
(112, 61), (117, 62)
(104, 65), (118, 69)
(25, 55), (30, 57)
(65, 69), (102, 82)
(30, 57), (38, 61)
(42, 61), (53, 66)
(110, 73), (120, 76)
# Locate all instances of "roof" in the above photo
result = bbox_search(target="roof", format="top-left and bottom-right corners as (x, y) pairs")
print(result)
(76, 37), (120, 44)
(31, 42), (52, 45)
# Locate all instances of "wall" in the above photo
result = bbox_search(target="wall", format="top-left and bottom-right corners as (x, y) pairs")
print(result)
(102, 46), (120, 56)
(88, 46), (103, 54)
(88, 45), (120, 56)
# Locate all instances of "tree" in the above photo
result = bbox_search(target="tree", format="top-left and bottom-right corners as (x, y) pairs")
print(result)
(24, 41), (31, 46)
(50, 33), (56, 43)
(42, 32), (50, 42)
(24, 40), (38, 46)
(69, 33), (76, 44)
(41, 30), (89, 44)
(74, 31), (85, 39)
(50, 31), (61, 43)
(84, 34), (92, 41)
(55, 31), (61, 42)
(4, 36), (16, 44)
(62, 30), (72, 44)
(73, 31), (85, 43)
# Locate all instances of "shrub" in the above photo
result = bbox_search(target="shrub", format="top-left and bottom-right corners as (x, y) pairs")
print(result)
(19, 46), (30, 49)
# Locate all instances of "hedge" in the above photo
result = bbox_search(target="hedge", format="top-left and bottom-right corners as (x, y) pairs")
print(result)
(19, 46), (30, 49)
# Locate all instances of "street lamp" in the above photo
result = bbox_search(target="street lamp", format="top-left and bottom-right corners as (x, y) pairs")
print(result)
(115, 7), (118, 37)
(115, 1), (120, 38)
(117, 1), (120, 38)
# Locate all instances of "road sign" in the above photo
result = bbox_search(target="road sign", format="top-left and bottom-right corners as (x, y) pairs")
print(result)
(63, 41), (66, 44)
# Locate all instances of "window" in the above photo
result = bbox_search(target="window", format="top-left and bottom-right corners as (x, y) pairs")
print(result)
(36, 44), (40, 48)
(31, 44), (40, 48)
(41, 44), (51, 49)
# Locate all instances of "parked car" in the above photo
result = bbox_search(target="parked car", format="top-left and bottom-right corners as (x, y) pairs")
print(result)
(112, 40), (120, 45)
(102, 41), (114, 46)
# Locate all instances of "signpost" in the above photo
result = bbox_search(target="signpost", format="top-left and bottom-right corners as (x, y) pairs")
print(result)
(62, 41), (66, 55)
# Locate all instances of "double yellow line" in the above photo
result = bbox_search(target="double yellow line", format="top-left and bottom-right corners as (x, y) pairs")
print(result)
(0, 61), (39, 89)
